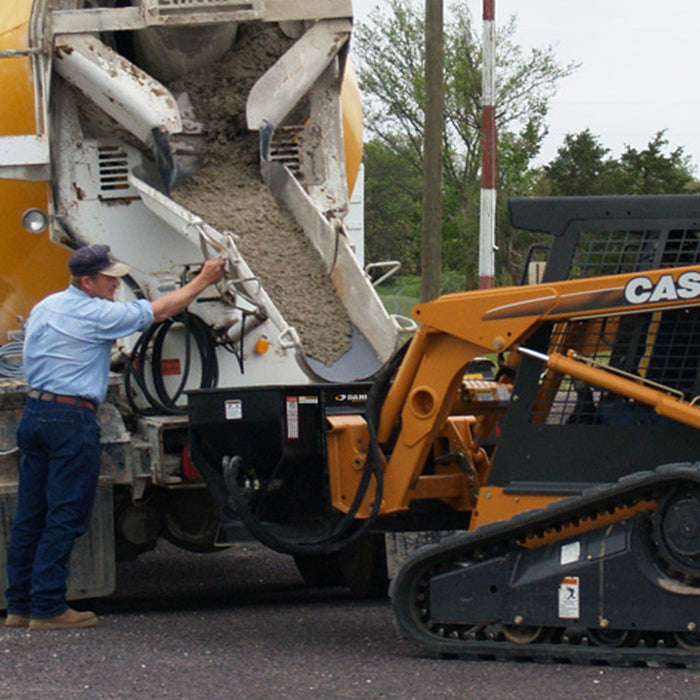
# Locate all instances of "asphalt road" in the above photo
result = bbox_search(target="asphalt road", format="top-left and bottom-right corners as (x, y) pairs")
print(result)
(1, 542), (699, 700)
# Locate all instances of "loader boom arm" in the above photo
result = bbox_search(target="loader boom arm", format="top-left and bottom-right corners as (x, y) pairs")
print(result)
(356, 264), (700, 515)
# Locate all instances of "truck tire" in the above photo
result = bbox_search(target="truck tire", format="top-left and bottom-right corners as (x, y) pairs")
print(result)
(338, 532), (389, 599)
(293, 552), (345, 587)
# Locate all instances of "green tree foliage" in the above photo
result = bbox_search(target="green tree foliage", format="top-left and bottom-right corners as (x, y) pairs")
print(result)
(613, 131), (699, 194)
(540, 129), (699, 196)
(356, 2), (699, 290)
(540, 129), (614, 195)
(363, 140), (422, 272)
(355, 0), (577, 287)
(508, 130), (700, 277)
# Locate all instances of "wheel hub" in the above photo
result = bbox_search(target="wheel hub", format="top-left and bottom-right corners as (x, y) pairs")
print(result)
(662, 497), (700, 557)
(653, 489), (700, 581)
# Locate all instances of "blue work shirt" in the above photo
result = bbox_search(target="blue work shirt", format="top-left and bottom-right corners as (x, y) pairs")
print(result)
(23, 285), (154, 405)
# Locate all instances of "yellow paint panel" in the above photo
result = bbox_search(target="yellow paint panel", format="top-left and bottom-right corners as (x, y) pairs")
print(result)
(0, 3), (72, 338)
(0, 0), (36, 134)
(0, 57), (36, 134)
(0, 0), (32, 41)
(0, 180), (71, 336)
(341, 62), (363, 198)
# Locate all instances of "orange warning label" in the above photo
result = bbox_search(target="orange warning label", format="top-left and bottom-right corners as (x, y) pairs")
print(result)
(160, 358), (182, 375)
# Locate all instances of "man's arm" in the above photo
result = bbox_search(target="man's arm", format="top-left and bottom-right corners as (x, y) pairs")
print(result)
(150, 259), (226, 323)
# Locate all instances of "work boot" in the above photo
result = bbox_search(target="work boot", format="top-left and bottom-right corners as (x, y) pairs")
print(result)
(4, 613), (30, 628)
(29, 608), (98, 631)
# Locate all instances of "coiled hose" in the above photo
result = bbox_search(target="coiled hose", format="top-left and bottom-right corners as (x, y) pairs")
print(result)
(0, 341), (24, 379)
(124, 311), (218, 415)
(0, 341), (24, 454)
(223, 339), (412, 555)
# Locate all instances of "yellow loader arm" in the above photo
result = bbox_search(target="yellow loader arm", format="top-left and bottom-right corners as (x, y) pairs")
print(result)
(327, 264), (700, 517)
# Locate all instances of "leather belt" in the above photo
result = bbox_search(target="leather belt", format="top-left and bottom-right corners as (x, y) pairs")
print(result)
(28, 390), (96, 412)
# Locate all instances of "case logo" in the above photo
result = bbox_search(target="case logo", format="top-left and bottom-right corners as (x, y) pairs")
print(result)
(624, 270), (700, 304)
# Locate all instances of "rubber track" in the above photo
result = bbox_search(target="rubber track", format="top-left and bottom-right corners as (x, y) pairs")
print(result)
(390, 462), (700, 668)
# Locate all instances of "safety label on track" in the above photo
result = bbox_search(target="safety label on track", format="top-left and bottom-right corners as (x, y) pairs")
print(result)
(558, 576), (580, 619)
(560, 540), (581, 565)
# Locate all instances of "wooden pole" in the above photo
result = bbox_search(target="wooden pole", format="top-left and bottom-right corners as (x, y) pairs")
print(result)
(421, 0), (443, 302)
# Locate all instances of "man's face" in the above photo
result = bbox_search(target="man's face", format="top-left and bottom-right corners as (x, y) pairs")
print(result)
(82, 273), (120, 301)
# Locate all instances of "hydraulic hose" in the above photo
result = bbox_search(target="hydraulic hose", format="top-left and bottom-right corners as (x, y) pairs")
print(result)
(0, 341), (25, 378)
(223, 340), (412, 556)
(124, 311), (218, 415)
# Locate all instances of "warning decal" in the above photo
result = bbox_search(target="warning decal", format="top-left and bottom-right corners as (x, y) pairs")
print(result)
(286, 396), (299, 439)
(225, 399), (243, 420)
(558, 576), (580, 619)
(560, 541), (581, 566)
(298, 396), (319, 405)
(160, 358), (182, 376)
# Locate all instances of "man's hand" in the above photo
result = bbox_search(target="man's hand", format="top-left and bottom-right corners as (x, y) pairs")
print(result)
(197, 258), (226, 286)
(151, 258), (227, 323)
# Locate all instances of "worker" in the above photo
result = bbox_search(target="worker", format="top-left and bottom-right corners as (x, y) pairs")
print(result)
(4, 244), (225, 631)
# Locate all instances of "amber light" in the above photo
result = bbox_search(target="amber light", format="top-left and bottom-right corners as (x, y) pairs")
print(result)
(254, 337), (270, 354)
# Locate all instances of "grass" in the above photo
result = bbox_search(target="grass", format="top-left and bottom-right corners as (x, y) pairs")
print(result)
(377, 285), (420, 319)
(374, 272), (467, 319)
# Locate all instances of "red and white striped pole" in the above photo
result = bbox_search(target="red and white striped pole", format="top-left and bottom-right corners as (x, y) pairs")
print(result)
(479, 0), (496, 289)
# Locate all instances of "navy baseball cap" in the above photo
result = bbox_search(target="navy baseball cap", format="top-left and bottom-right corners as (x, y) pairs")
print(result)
(68, 244), (129, 277)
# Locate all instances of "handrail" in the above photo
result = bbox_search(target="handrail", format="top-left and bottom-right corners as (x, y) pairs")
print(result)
(0, 48), (42, 58)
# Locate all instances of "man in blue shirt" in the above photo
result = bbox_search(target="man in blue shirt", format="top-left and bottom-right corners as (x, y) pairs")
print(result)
(4, 244), (224, 630)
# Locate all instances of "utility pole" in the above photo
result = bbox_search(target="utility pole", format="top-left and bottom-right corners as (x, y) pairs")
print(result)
(421, 0), (443, 302)
(479, 0), (496, 289)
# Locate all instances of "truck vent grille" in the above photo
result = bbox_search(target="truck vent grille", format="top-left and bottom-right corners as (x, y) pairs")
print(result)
(97, 145), (131, 198)
(269, 125), (324, 186)
(269, 126), (303, 179)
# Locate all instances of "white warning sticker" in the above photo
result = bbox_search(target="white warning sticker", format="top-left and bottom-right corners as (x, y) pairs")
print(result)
(496, 386), (512, 401)
(558, 576), (580, 619)
(286, 396), (299, 439)
(298, 396), (319, 405)
(560, 541), (581, 566)
(225, 399), (243, 420)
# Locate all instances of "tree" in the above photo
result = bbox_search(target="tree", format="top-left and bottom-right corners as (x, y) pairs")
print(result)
(363, 140), (422, 273)
(506, 130), (700, 280)
(355, 0), (578, 287)
(613, 131), (699, 194)
(541, 129), (613, 196)
(540, 129), (699, 196)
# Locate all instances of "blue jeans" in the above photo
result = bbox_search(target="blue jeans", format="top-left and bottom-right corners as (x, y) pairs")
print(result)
(5, 397), (101, 618)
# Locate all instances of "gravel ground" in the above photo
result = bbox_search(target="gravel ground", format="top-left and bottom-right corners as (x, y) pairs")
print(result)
(1, 542), (698, 700)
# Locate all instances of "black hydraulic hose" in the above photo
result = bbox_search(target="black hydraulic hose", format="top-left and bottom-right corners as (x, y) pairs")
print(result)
(123, 323), (161, 413)
(151, 317), (192, 411)
(124, 312), (218, 415)
(224, 340), (412, 555)
(225, 452), (382, 555)
(151, 313), (218, 410)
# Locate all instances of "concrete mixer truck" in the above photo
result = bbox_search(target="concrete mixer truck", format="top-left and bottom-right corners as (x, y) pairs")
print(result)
(0, 0), (403, 603)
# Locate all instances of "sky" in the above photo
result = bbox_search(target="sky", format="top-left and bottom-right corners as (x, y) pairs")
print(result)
(350, 0), (700, 171)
